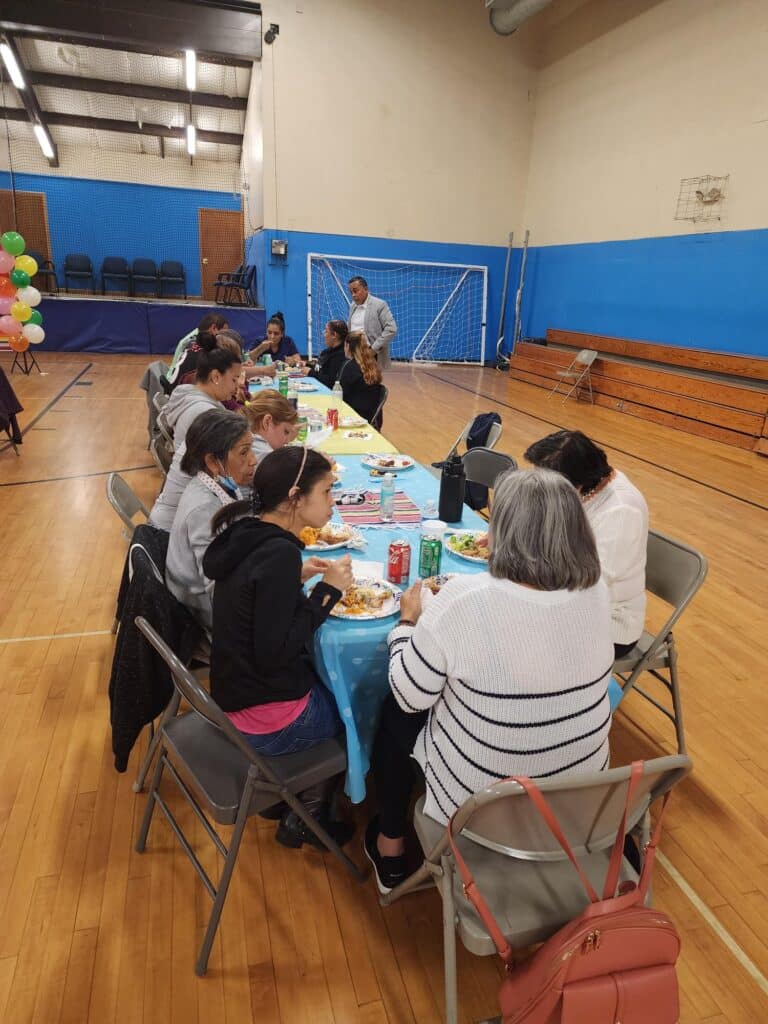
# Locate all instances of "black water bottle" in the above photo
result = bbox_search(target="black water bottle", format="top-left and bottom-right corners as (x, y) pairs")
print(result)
(438, 454), (466, 524)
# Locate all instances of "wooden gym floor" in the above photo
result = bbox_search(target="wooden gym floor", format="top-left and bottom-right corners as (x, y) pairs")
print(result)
(0, 353), (766, 1023)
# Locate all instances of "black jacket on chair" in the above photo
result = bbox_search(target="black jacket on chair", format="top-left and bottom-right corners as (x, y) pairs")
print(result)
(109, 539), (203, 772)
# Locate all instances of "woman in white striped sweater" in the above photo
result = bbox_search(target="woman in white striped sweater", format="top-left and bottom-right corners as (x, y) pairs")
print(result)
(364, 468), (614, 894)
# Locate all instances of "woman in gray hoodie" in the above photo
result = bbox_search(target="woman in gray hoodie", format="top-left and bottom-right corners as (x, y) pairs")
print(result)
(150, 334), (243, 530)
(165, 409), (256, 632)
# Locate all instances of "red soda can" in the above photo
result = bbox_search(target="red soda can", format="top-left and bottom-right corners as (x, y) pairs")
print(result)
(326, 407), (339, 430)
(387, 540), (411, 585)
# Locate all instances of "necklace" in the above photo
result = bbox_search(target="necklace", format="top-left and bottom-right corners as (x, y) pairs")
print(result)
(581, 469), (616, 502)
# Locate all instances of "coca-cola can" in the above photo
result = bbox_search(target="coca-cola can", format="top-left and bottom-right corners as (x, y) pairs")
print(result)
(326, 407), (339, 430)
(387, 540), (411, 585)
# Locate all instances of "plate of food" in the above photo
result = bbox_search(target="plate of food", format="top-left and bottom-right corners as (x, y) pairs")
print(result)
(300, 523), (356, 551)
(329, 578), (402, 620)
(446, 531), (490, 563)
(361, 454), (415, 471)
(295, 381), (318, 392)
(341, 415), (367, 428)
(422, 573), (457, 595)
(345, 430), (373, 441)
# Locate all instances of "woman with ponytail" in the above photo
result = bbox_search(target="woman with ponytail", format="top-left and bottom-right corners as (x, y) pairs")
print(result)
(202, 446), (355, 849)
(150, 333), (243, 531)
(338, 330), (384, 426)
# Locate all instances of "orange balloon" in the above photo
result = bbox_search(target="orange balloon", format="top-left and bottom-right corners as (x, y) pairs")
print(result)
(0, 276), (16, 299)
(9, 335), (30, 352)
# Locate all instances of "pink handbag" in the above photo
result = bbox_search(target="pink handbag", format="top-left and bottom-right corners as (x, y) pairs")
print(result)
(447, 762), (680, 1024)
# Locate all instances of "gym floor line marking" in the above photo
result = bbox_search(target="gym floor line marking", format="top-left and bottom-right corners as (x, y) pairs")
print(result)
(657, 850), (768, 995)
(422, 369), (768, 513)
(0, 361), (94, 455)
(0, 464), (154, 487)
(0, 629), (112, 645)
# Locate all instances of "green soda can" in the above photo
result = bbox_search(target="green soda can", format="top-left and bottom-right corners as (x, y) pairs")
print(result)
(418, 520), (445, 578)
(277, 372), (289, 397)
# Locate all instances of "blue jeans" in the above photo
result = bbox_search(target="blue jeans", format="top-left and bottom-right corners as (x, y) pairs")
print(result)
(241, 684), (341, 757)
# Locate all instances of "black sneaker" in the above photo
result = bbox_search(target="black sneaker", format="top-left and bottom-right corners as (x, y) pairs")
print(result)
(363, 819), (407, 895)
(275, 809), (355, 850)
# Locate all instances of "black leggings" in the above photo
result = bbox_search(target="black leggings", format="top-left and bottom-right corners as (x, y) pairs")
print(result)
(614, 640), (638, 659)
(370, 693), (428, 839)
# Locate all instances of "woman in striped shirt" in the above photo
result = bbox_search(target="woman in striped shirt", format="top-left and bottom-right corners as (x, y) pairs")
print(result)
(364, 468), (614, 894)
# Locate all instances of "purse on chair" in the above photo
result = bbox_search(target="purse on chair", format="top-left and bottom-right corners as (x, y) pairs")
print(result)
(447, 762), (681, 1024)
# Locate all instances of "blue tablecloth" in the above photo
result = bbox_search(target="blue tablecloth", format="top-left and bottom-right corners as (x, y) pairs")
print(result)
(305, 455), (490, 802)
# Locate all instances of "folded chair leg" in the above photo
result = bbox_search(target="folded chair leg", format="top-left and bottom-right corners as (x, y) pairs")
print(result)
(380, 860), (436, 906)
(440, 853), (459, 1024)
(136, 747), (166, 852)
(195, 786), (252, 976)
(667, 641), (687, 755)
(282, 788), (367, 882)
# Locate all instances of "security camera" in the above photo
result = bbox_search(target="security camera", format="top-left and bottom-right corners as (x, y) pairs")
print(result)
(264, 23), (279, 44)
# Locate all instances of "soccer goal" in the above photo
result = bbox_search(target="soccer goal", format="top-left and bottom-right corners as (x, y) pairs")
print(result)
(307, 253), (488, 363)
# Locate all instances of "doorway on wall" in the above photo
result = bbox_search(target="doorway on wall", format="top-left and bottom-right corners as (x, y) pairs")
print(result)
(0, 189), (53, 291)
(198, 208), (244, 303)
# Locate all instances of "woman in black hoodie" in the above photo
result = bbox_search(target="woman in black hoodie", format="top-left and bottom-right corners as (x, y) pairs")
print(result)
(203, 445), (355, 848)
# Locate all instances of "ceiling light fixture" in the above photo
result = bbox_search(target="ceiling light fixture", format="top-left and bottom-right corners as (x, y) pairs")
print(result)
(186, 124), (196, 155)
(0, 41), (25, 89)
(33, 123), (54, 159)
(185, 49), (196, 91)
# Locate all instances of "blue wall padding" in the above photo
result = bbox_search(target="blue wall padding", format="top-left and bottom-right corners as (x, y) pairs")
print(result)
(38, 297), (265, 354)
(0, 170), (241, 297)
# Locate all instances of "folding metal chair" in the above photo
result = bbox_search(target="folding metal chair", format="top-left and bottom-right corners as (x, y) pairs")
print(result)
(214, 262), (244, 305)
(445, 416), (503, 462)
(150, 436), (172, 479)
(370, 384), (389, 428)
(462, 448), (516, 490)
(382, 756), (691, 1024)
(612, 530), (708, 754)
(134, 617), (366, 974)
(156, 407), (174, 448)
(549, 349), (598, 404)
(106, 472), (150, 538)
(152, 390), (169, 415)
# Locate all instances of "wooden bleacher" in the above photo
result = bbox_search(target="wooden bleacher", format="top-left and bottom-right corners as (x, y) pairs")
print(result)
(508, 329), (768, 454)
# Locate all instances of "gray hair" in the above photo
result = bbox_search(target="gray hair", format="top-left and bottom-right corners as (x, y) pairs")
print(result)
(488, 468), (600, 591)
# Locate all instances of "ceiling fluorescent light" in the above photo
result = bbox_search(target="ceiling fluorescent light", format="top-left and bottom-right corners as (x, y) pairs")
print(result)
(33, 123), (54, 159)
(0, 41), (25, 89)
(186, 124), (196, 155)
(185, 49), (196, 91)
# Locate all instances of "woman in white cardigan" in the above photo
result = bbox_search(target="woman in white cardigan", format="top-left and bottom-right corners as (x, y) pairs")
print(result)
(166, 409), (256, 631)
(364, 468), (614, 894)
(525, 430), (649, 658)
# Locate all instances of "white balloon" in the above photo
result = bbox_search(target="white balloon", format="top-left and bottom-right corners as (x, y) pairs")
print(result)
(16, 285), (41, 308)
(22, 323), (45, 345)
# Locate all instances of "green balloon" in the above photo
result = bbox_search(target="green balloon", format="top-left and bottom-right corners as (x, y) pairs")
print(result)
(28, 309), (43, 326)
(10, 268), (30, 288)
(1, 231), (25, 256)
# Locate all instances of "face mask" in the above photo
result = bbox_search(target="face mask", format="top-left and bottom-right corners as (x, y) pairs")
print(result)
(216, 460), (237, 494)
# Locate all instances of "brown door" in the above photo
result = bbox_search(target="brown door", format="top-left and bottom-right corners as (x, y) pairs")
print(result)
(198, 208), (244, 302)
(0, 189), (52, 261)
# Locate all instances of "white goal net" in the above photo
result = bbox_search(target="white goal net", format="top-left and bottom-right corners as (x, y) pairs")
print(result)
(307, 254), (488, 363)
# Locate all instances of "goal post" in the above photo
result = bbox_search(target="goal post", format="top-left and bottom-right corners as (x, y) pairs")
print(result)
(307, 253), (488, 363)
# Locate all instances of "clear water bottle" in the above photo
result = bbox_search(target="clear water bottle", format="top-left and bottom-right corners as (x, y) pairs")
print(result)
(332, 379), (343, 409)
(380, 472), (395, 522)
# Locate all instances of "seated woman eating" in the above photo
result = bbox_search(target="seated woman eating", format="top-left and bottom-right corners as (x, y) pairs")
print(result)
(251, 312), (303, 368)
(364, 468), (614, 893)
(524, 430), (649, 659)
(338, 331), (384, 426)
(244, 389), (299, 463)
(166, 409), (256, 632)
(150, 334), (243, 531)
(304, 320), (348, 389)
(202, 446), (355, 849)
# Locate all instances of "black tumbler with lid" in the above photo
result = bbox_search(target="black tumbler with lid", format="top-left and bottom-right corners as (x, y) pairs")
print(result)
(438, 454), (466, 523)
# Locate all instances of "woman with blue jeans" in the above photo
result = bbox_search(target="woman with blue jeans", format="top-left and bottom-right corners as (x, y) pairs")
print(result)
(203, 445), (355, 849)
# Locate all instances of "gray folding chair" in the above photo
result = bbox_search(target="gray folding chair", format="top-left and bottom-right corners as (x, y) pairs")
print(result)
(462, 448), (516, 490)
(152, 390), (169, 415)
(134, 618), (366, 975)
(548, 348), (598, 404)
(370, 384), (389, 428)
(445, 417), (503, 462)
(612, 530), (708, 754)
(106, 472), (149, 539)
(156, 407), (174, 448)
(383, 755), (691, 1024)
(150, 436), (172, 480)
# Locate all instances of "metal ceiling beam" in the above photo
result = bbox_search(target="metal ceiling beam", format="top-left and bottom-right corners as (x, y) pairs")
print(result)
(26, 71), (247, 111)
(0, 34), (59, 166)
(0, 105), (242, 147)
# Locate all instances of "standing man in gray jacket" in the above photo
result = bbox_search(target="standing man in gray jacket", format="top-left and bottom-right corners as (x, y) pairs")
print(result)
(348, 276), (397, 369)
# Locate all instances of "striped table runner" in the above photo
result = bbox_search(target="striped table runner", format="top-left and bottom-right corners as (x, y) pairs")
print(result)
(336, 490), (422, 526)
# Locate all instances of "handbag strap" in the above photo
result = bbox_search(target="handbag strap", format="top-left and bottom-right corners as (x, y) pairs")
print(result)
(637, 790), (671, 900)
(602, 761), (643, 899)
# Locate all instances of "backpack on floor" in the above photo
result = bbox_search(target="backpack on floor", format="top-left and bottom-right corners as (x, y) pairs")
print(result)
(448, 763), (680, 1024)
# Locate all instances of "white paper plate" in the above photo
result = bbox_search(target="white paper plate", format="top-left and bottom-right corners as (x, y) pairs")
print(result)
(329, 577), (402, 620)
(295, 382), (318, 392)
(361, 454), (415, 471)
(305, 525), (356, 552)
(341, 416), (367, 428)
(445, 531), (490, 564)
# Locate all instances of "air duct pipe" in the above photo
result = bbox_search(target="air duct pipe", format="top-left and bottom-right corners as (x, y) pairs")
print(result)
(486, 0), (553, 35)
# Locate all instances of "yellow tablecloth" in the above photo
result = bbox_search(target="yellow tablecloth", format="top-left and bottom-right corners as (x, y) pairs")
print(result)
(300, 395), (398, 455)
